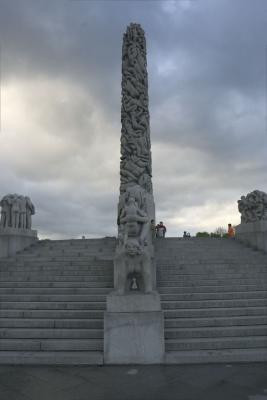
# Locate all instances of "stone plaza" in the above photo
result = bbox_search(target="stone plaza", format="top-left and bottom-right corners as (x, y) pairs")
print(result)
(0, 23), (267, 367)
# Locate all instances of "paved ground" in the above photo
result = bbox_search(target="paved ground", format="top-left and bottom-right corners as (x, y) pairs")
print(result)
(0, 363), (266, 400)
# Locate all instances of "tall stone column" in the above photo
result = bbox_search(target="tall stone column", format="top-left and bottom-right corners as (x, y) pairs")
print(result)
(104, 24), (164, 364)
(120, 23), (153, 196)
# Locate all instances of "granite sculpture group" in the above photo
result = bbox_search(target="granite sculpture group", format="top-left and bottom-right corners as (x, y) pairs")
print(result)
(0, 194), (37, 258)
(236, 190), (267, 254)
(237, 190), (267, 223)
(0, 194), (35, 230)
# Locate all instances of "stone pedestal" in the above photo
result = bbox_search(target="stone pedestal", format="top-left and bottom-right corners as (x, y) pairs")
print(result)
(235, 221), (267, 253)
(0, 227), (38, 258)
(104, 292), (165, 364)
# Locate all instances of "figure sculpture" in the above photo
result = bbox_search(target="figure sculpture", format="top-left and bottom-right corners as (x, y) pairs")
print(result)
(0, 194), (35, 229)
(237, 190), (267, 223)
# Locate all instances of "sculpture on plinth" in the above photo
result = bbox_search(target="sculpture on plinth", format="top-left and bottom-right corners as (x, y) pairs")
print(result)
(0, 194), (35, 229)
(0, 194), (37, 258)
(237, 190), (267, 223)
(104, 23), (164, 364)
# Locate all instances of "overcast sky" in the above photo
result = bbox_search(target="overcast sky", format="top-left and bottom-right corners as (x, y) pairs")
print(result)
(0, 0), (267, 239)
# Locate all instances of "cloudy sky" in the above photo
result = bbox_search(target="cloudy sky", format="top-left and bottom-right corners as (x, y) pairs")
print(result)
(0, 0), (266, 239)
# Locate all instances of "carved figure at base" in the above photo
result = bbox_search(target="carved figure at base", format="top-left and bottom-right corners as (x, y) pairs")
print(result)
(114, 237), (153, 295)
(115, 184), (154, 295)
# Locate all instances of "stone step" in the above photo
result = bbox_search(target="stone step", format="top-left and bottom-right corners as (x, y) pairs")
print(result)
(26, 244), (115, 250)
(0, 272), (113, 279)
(156, 249), (264, 254)
(164, 306), (267, 318)
(0, 302), (106, 310)
(165, 315), (267, 328)
(18, 254), (114, 260)
(158, 284), (267, 293)
(0, 287), (111, 294)
(0, 339), (103, 351)
(158, 257), (265, 262)
(0, 328), (103, 339)
(0, 274), (114, 282)
(0, 282), (113, 289)
(157, 245), (253, 250)
(165, 336), (267, 351)
(0, 259), (113, 265)
(0, 309), (104, 319)
(160, 291), (267, 301)
(0, 267), (114, 274)
(0, 294), (107, 302)
(157, 272), (267, 278)
(0, 318), (103, 328)
(165, 325), (267, 339)
(0, 278), (113, 285)
(157, 278), (266, 286)
(161, 299), (267, 309)
(157, 264), (267, 270)
(0, 351), (103, 365)
(36, 238), (115, 245)
(164, 348), (267, 364)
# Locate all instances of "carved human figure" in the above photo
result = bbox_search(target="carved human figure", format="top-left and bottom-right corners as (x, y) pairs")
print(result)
(114, 237), (153, 294)
(19, 195), (27, 229)
(11, 194), (20, 228)
(0, 195), (11, 228)
(119, 196), (149, 246)
(25, 197), (35, 229)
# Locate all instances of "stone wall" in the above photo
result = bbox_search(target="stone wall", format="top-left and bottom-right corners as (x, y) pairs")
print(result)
(235, 221), (267, 253)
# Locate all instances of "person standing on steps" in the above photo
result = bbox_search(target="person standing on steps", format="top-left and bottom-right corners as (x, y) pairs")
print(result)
(228, 223), (235, 238)
(156, 221), (167, 238)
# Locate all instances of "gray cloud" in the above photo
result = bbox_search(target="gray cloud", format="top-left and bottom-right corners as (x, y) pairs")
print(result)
(0, 0), (266, 237)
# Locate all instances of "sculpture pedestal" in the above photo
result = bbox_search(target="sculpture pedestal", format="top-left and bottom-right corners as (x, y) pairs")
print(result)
(0, 227), (38, 258)
(235, 221), (267, 253)
(104, 292), (165, 364)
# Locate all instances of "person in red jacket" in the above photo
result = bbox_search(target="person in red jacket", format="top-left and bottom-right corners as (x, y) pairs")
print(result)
(228, 223), (235, 238)
(156, 221), (167, 238)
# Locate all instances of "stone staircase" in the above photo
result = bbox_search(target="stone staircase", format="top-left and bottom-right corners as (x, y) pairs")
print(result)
(0, 236), (266, 364)
(156, 237), (267, 364)
(0, 237), (116, 364)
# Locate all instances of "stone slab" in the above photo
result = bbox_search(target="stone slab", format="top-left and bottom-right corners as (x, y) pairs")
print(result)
(104, 311), (165, 364)
(106, 292), (161, 312)
(0, 228), (38, 258)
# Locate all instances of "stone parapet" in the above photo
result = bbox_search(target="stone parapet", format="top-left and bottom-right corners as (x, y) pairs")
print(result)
(235, 221), (267, 253)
